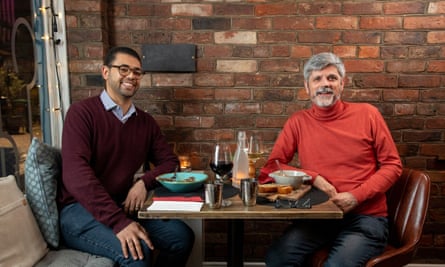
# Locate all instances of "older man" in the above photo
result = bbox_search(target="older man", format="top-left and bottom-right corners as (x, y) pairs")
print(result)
(260, 52), (402, 267)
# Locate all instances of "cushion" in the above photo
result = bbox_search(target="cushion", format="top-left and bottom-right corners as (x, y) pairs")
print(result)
(0, 175), (48, 265)
(25, 137), (62, 248)
(35, 249), (115, 267)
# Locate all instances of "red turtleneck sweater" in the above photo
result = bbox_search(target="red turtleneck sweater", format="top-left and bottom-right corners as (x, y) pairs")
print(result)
(259, 101), (402, 217)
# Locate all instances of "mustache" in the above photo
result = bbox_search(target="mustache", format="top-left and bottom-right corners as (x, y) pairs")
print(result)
(315, 87), (334, 95)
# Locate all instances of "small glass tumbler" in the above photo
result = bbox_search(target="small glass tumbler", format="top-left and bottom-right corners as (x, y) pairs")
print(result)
(179, 155), (192, 172)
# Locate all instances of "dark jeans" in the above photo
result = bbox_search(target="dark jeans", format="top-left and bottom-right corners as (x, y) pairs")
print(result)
(265, 214), (388, 267)
(60, 203), (194, 267)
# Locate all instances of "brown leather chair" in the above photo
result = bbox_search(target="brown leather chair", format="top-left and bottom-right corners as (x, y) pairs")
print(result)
(311, 168), (431, 267)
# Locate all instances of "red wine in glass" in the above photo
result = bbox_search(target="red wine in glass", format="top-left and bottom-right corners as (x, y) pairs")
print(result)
(209, 161), (233, 178)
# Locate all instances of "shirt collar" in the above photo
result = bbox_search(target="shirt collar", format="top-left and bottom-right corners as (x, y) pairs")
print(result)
(100, 90), (137, 121)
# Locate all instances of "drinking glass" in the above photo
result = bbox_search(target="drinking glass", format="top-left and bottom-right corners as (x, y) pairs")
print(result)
(247, 133), (264, 177)
(209, 142), (233, 207)
(248, 133), (264, 163)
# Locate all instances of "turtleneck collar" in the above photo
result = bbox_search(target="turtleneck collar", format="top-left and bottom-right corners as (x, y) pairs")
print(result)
(308, 100), (345, 121)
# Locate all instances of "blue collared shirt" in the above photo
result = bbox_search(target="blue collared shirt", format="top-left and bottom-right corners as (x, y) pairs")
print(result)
(100, 90), (136, 123)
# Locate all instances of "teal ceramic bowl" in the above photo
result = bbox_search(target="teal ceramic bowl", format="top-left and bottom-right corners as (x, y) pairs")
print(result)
(156, 172), (208, 193)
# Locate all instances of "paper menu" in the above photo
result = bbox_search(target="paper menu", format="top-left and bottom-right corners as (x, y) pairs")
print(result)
(146, 201), (203, 212)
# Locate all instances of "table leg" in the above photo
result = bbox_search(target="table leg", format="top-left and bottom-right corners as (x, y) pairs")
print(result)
(227, 219), (244, 267)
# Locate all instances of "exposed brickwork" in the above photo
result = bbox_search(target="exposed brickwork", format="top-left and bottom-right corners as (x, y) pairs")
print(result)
(64, 0), (445, 263)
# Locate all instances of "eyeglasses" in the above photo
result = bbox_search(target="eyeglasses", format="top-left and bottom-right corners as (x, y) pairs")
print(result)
(109, 64), (144, 79)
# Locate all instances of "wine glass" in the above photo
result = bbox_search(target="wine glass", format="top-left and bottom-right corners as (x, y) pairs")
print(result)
(248, 133), (264, 175)
(209, 142), (233, 207)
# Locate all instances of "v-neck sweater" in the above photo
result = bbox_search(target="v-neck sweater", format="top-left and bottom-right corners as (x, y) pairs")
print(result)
(58, 96), (178, 233)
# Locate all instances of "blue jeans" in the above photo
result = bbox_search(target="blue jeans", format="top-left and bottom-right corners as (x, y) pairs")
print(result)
(60, 203), (195, 267)
(265, 214), (388, 267)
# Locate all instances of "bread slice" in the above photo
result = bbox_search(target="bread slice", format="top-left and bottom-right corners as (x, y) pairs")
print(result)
(277, 185), (293, 194)
(258, 183), (278, 193)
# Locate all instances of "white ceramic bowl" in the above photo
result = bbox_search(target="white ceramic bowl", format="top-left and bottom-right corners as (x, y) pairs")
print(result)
(269, 170), (309, 189)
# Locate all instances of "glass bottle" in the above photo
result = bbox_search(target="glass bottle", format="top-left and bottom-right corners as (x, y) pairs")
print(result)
(232, 131), (250, 188)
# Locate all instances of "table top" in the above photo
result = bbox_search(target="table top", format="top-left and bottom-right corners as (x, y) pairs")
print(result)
(138, 194), (343, 220)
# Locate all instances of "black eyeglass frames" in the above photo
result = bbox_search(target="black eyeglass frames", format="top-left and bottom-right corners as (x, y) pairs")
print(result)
(109, 64), (144, 79)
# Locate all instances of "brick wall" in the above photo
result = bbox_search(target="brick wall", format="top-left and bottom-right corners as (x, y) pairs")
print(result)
(64, 0), (445, 263)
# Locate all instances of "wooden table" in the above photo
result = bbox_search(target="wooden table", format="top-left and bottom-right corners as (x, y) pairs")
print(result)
(139, 192), (343, 267)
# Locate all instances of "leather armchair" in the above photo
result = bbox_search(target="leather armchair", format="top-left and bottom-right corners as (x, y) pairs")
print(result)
(311, 168), (431, 267)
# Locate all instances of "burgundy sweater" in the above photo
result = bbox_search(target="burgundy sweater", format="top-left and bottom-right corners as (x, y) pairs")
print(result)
(58, 96), (178, 233)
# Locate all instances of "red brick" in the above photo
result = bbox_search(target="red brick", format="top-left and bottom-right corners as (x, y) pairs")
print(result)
(343, 32), (381, 44)
(225, 103), (260, 114)
(215, 89), (251, 100)
(256, 116), (288, 128)
(152, 74), (193, 87)
(409, 46), (442, 58)
(399, 75), (441, 88)
(174, 88), (214, 100)
(262, 102), (285, 115)
(428, 60), (445, 72)
(65, 1), (101, 12)
(383, 89), (419, 101)
(235, 74), (270, 87)
(272, 17), (314, 30)
(255, 3), (298, 16)
(214, 4), (253, 16)
(395, 103), (416, 115)
(417, 103), (440, 116)
(204, 45), (232, 58)
(152, 115), (173, 128)
(387, 60), (426, 73)
(298, 31), (342, 44)
(290, 46), (312, 58)
(358, 46), (380, 58)
(360, 17), (402, 29)
(232, 17), (272, 30)
(253, 46), (271, 58)
(203, 103), (223, 114)
(151, 18), (191, 30)
(405, 16), (445, 30)
(194, 74), (234, 87)
(342, 89), (382, 102)
(258, 32), (296, 44)
(259, 60), (299, 72)
(344, 60), (384, 73)
(383, 2), (426, 15)
(333, 46), (357, 58)
(316, 16), (358, 29)
(426, 31), (445, 44)
(173, 32), (213, 44)
(69, 60), (103, 73)
(343, 2), (382, 15)
(384, 32), (425, 44)
(298, 2), (342, 15)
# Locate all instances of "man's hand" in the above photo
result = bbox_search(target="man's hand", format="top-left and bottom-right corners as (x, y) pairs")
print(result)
(123, 179), (147, 214)
(116, 221), (154, 260)
(331, 192), (358, 213)
(312, 175), (337, 198)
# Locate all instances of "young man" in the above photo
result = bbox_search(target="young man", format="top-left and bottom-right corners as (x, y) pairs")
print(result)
(58, 46), (194, 267)
(260, 52), (402, 267)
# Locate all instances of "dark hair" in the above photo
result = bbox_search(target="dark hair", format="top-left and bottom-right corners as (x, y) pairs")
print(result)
(104, 46), (142, 66)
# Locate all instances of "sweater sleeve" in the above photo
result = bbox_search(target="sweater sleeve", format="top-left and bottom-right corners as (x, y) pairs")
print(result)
(61, 102), (133, 233)
(348, 108), (402, 204)
(258, 116), (319, 184)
